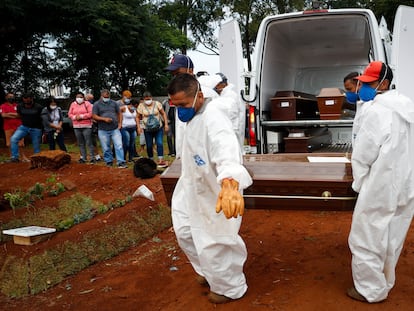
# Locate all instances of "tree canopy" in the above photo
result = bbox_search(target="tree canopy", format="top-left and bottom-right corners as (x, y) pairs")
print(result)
(0, 0), (188, 98)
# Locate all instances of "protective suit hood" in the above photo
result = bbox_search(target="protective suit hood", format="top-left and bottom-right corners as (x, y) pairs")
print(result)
(198, 74), (222, 90)
(375, 90), (414, 123)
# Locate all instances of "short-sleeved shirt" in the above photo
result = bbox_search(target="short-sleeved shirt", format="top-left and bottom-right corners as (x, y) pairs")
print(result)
(0, 102), (22, 130)
(137, 101), (163, 130)
(92, 99), (120, 131)
(17, 103), (43, 129)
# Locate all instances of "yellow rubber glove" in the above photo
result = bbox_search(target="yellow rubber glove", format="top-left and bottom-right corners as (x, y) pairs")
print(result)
(215, 178), (244, 219)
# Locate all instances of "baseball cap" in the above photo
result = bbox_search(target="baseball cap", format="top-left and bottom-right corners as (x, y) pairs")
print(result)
(356, 61), (384, 83)
(165, 54), (194, 71)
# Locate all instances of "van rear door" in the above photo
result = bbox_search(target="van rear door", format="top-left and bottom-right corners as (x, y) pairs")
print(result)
(219, 20), (251, 151)
(390, 5), (414, 101)
(219, 20), (244, 100)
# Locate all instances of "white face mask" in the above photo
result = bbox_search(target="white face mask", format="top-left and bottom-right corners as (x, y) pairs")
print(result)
(102, 98), (110, 103)
(124, 97), (131, 104)
(144, 99), (152, 105)
(50, 105), (57, 110)
(76, 97), (84, 104)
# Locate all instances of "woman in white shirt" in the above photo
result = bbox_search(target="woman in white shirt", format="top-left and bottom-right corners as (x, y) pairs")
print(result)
(120, 98), (140, 162)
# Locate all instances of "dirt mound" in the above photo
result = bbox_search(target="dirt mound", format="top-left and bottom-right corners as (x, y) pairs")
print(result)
(30, 150), (71, 169)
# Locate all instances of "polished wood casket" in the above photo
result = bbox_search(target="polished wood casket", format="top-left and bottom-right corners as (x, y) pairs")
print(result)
(160, 153), (356, 211)
(270, 90), (319, 121)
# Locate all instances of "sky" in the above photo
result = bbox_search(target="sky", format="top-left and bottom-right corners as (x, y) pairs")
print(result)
(187, 48), (220, 76)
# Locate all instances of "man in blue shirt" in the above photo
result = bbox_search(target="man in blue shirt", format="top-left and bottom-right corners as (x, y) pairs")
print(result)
(92, 89), (127, 168)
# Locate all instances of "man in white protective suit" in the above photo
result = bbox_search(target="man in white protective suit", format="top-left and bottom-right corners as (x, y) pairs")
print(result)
(347, 61), (414, 303)
(213, 72), (245, 149)
(167, 73), (253, 304)
(165, 54), (218, 158)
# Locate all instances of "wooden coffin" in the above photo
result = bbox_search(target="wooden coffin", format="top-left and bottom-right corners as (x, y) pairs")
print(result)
(270, 90), (319, 121)
(317, 88), (345, 120)
(283, 128), (332, 153)
(160, 153), (356, 211)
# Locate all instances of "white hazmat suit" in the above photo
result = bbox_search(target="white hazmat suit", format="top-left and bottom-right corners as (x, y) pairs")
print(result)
(174, 82), (218, 159)
(171, 97), (253, 299)
(219, 83), (245, 149)
(348, 90), (414, 302)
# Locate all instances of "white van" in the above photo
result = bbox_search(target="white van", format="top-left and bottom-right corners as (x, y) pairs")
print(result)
(220, 5), (414, 154)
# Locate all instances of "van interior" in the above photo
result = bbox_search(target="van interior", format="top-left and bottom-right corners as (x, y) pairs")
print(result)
(259, 12), (379, 114)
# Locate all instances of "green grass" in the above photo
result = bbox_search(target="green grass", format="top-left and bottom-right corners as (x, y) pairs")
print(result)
(0, 204), (172, 297)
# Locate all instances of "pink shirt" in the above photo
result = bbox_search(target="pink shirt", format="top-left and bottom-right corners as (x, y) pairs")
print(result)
(68, 101), (93, 128)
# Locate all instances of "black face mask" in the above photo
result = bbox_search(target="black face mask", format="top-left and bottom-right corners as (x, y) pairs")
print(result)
(6, 98), (14, 102)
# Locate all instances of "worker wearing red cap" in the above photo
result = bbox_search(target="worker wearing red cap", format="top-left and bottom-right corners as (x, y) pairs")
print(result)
(347, 61), (414, 303)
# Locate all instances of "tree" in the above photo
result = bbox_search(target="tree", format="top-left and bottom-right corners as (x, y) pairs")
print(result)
(222, 0), (305, 71)
(157, 0), (224, 55)
(0, 0), (188, 97)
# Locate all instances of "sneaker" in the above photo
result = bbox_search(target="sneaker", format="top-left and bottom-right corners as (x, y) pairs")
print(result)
(95, 155), (102, 161)
(78, 158), (86, 164)
(118, 163), (128, 169)
(6, 158), (19, 163)
(89, 159), (96, 164)
(106, 162), (113, 167)
(207, 291), (232, 304)
(157, 160), (168, 168)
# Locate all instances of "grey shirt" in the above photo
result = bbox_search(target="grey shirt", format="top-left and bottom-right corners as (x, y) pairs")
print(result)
(92, 99), (120, 131)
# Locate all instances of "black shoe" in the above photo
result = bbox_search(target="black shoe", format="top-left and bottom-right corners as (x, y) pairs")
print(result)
(118, 163), (128, 169)
(106, 162), (113, 167)
(6, 158), (19, 163)
(89, 159), (96, 164)
(78, 158), (86, 164)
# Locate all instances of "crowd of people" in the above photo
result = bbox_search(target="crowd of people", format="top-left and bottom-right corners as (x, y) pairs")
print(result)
(0, 88), (178, 168)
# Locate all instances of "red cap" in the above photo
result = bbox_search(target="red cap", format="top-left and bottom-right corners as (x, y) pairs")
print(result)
(356, 61), (384, 83)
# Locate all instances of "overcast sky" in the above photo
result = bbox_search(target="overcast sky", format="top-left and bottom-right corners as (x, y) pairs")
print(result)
(187, 46), (220, 76)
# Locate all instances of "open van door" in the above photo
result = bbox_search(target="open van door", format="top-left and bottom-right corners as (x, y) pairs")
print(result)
(219, 20), (244, 100)
(379, 16), (392, 64)
(390, 5), (414, 102)
(219, 20), (251, 151)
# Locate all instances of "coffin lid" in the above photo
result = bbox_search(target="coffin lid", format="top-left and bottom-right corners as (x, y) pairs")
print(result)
(317, 88), (345, 98)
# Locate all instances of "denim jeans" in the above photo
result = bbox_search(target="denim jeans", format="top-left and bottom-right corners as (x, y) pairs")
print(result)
(98, 128), (125, 165)
(74, 128), (94, 160)
(47, 130), (67, 152)
(121, 127), (137, 161)
(144, 128), (164, 159)
(10, 125), (42, 159)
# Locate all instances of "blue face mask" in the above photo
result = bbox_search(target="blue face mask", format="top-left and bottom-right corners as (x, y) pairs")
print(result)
(177, 107), (196, 122)
(358, 64), (388, 102)
(177, 85), (199, 123)
(345, 92), (359, 104)
(358, 83), (377, 102)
